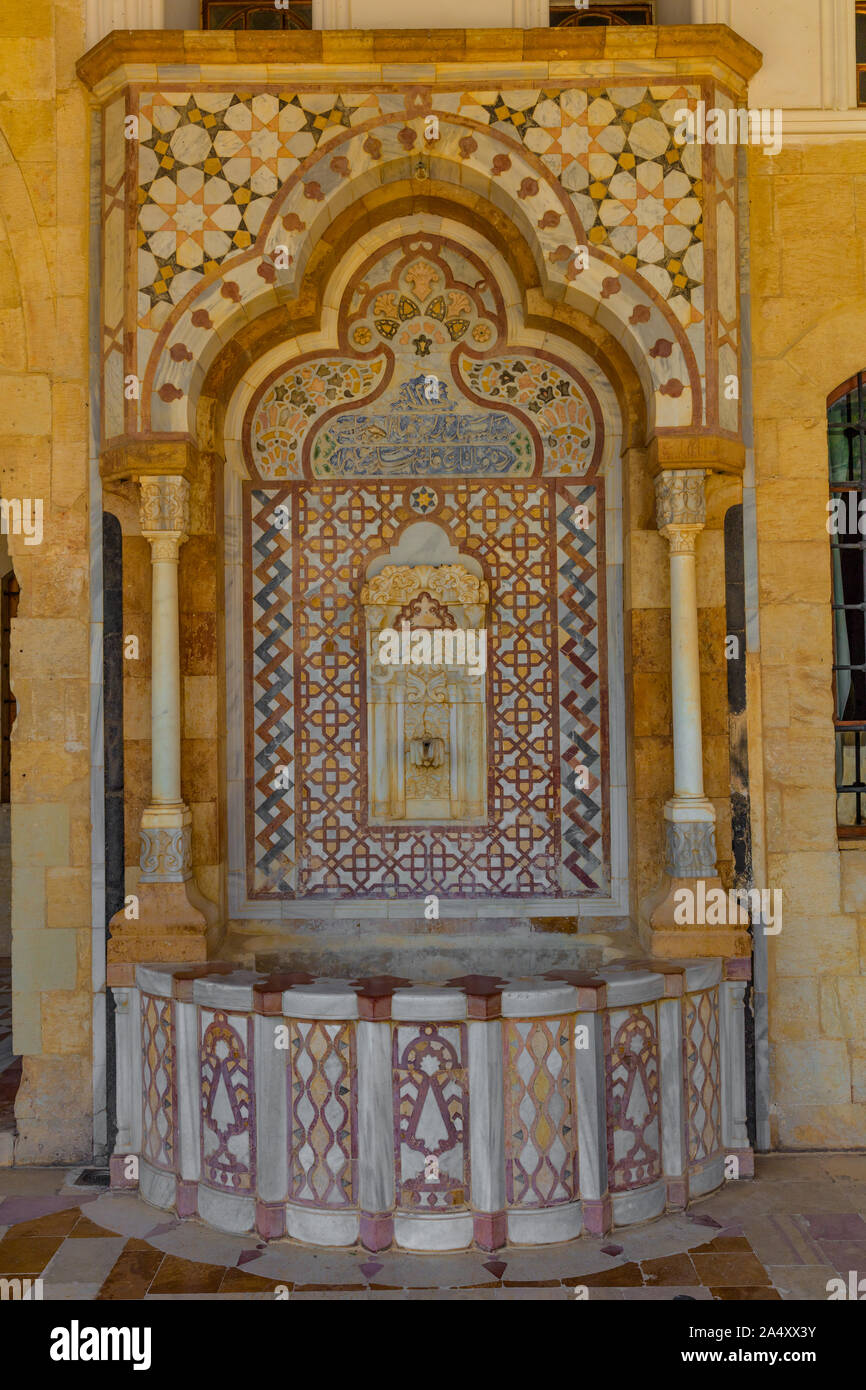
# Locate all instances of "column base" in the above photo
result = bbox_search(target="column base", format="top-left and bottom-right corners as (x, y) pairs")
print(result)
(649, 876), (752, 960)
(107, 879), (209, 969)
(663, 798), (718, 877)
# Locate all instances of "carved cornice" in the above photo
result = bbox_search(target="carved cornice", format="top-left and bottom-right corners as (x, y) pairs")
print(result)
(76, 26), (762, 99)
(655, 469), (706, 538)
(648, 433), (745, 478)
(100, 438), (199, 485)
(361, 563), (488, 608)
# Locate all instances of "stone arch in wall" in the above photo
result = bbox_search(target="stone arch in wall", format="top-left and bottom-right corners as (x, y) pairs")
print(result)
(211, 209), (636, 922)
(193, 181), (650, 466)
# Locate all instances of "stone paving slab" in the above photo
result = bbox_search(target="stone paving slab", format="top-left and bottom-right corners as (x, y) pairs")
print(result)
(42, 1236), (128, 1287)
(768, 1265), (843, 1300)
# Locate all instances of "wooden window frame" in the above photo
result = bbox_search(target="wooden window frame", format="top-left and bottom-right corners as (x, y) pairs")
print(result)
(201, 0), (312, 30)
(549, 2), (654, 25)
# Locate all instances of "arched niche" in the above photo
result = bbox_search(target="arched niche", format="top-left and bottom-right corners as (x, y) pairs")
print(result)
(361, 528), (488, 824)
(219, 212), (628, 919)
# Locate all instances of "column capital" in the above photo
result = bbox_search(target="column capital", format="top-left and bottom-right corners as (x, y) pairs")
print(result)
(655, 468), (706, 543)
(139, 474), (190, 552)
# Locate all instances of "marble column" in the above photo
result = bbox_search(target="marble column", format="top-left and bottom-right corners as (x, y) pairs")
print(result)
(108, 474), (209, 973)
(138, 476), (192, 883)
(655, 469), (718, 881)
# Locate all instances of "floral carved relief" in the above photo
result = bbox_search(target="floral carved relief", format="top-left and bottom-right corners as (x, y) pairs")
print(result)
(247, 235), (602, 481)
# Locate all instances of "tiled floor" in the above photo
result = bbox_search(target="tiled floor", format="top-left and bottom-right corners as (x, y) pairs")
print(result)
(1, 1154), (865, 1299)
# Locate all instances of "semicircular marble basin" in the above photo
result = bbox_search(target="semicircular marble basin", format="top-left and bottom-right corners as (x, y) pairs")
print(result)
(110, 957), (751, 1253)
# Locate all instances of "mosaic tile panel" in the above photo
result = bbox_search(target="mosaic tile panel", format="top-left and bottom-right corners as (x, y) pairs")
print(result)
(575, 86), (704, 316)
(605, 1004), (662, 1192)
(504, 1017), (578, 1207)
(310, 374), (535, 479)
(393, 1023), (468, 1211)
(123, 81), (726, 438)
(248, 237), (600, 481)
(245, 479), (607, 900)
(556, 485), (605, 893)
(136, 129), (705, 437)
(252, 358), (387, 479)
(141, 994), (175, 1171)
(460, 355), (597, 476)
(290, 1019), (356, 1207)
(137, 90), (383, 311)
(200, 1009), (255, 1192)
(684, 987), (722, 1165)
(250, 488), (295, 892)
(102, 97), (127, 442)
(135, 84), (703, 322)
(711, 87), (740, 435)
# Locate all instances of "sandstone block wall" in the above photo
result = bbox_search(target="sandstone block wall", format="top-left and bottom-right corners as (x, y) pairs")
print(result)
(750, 138), (866, 1147)
(1, 0), (94, 1161)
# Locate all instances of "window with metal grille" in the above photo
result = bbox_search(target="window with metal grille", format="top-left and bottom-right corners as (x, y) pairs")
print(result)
(201, 0), (312, 28)
(829, 371), (866, 831)
(549, 2), (654, 26)
(858, 2), (866, 105)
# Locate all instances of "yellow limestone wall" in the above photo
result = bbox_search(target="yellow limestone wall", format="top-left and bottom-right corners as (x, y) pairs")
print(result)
(1, 0), (94, 1161)
(750, 138), (866, 1147)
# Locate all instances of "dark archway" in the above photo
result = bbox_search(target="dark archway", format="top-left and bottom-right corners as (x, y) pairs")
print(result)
(103, 512), (125, 1155)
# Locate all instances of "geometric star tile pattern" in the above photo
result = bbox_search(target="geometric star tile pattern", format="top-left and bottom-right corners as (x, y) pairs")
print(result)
(246, 480), (607, 900)
(137, 90), (374, 316)
(134, 83), (704, 333)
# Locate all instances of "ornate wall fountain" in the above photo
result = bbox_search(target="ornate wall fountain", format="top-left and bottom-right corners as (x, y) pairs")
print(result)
(91, 29), (758, 1247)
